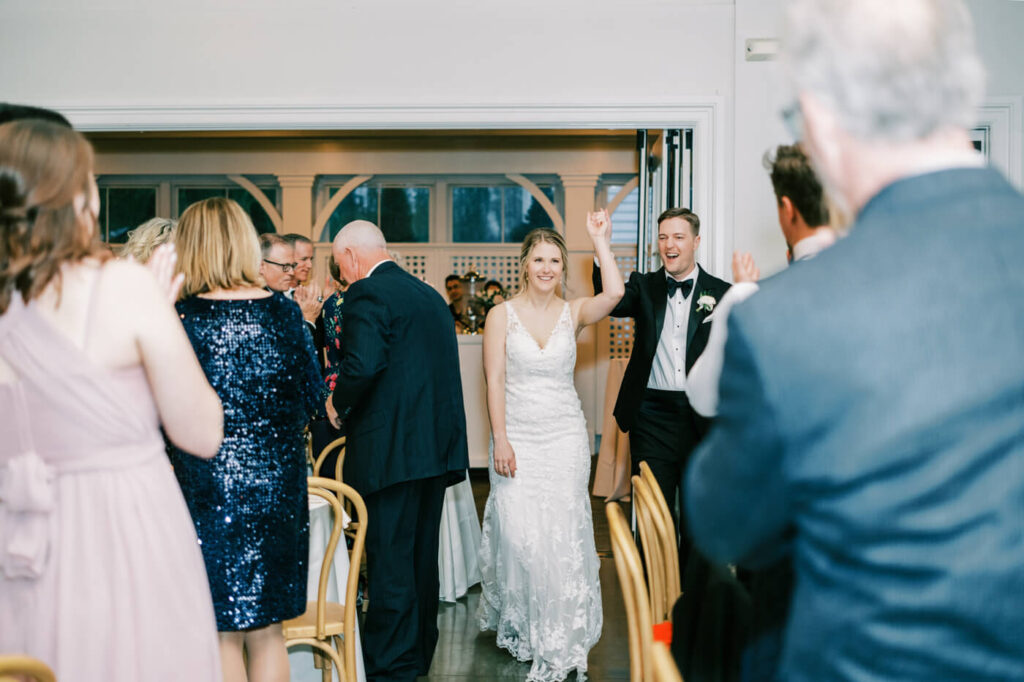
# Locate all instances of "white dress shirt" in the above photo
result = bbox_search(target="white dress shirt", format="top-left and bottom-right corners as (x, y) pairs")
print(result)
(647, 267), (698, 391)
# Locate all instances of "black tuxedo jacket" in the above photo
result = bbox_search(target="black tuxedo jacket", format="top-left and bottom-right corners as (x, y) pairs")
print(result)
(594, 263), (730, 432)
(331, 261), (469, 497)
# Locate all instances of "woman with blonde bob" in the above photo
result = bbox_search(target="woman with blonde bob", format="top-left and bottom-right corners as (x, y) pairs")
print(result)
(477, 215), (624, 681)
(169, 196), (321, 682)
(0, 119), (223, 681)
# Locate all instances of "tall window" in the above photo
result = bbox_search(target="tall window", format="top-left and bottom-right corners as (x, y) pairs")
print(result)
(451, 184), (557, 243)
(598, 178), (640, 244)
(322, 183), (430, 243)
(96, 187), (157, 243)
(177, 186), (279, 234)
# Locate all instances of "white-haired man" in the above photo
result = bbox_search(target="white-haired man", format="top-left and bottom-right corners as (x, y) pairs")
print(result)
(325, 220), (469, 682)
(685, 2), (1024, 681)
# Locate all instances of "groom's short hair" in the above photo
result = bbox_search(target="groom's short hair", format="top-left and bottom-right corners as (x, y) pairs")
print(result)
(657, 207), (700, 236)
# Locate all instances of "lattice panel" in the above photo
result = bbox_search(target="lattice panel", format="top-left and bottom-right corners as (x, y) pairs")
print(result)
(608, 317), (635, 359)
(607, 248), (638, 358)
(397, 252), (429, 281)
(448, 254), (521, 294)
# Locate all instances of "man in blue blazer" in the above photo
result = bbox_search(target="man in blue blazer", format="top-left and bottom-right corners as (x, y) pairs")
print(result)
(328, 220), (469, 682)
(685, 2), (1024, 681)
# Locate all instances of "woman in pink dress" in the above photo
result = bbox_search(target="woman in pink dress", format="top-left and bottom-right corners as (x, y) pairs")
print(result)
(0, 119), (224, 681)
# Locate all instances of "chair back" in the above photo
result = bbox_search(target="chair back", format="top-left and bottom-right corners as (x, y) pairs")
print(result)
(313, 436), (346, 481)
(639, 461), (681, 608)
(608, 501), (654, 682)
(0, 656), (56, 682)
(650, 641), (684, 682)
(307, 476), (367, 682)
(632, 474), (666, 621)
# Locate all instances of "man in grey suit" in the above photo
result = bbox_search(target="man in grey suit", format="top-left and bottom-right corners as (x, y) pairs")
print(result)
(685, 1), (1024, 681)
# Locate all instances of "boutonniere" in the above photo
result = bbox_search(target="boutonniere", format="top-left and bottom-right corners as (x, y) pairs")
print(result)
(696, 292), (717, 313)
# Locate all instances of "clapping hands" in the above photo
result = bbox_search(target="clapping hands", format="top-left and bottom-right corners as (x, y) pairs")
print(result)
(732, 251), (760, 284)
(294, 282), (324, 323)
(146, 243), (185, 304)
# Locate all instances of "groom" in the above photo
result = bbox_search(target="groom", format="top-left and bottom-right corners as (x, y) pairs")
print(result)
(326, 220), (469, 682)
(594, 207), (729, 556)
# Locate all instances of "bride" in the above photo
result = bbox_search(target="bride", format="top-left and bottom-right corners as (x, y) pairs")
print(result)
(477, 210), (624, 681)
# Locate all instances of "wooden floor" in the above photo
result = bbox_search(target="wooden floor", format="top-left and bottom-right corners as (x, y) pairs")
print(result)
(422, 462), (629, 681)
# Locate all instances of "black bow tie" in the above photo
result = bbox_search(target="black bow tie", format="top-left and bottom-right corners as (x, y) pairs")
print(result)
(667, 278), (694, 298)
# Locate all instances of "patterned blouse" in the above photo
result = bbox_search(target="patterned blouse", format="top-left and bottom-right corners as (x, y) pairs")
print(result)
(321, 290), (344, 399)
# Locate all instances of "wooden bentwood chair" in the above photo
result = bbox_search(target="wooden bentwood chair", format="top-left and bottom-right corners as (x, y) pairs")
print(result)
(313, 436), (347, 481)
(608, 501), (655, 682)
(635, 461), (682, 621)
(283, 477), (367, 682)
(651, 641), (685, 682)
(0, 655), (56, 682)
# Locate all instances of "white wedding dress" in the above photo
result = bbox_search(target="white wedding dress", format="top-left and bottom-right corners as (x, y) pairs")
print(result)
(477, 301), (603, 682)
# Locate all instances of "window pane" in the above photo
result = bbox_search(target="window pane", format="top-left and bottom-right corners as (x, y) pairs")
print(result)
(452, 187), (501, 243)
(380, 187), (429, 243)
(324, 185), (378, 242)
(107, 187), (157, 244)
(228, 188), (278, 235)
(609, 185), (640, 243)
(504, 185), (555, 243)
(177, 187), (225, 216)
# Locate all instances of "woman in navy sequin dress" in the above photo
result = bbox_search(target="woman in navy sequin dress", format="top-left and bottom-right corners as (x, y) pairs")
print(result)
(168, 197), (321, 682)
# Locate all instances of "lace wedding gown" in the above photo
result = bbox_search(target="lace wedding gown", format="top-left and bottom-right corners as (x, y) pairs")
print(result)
(477, 301), (603, 682)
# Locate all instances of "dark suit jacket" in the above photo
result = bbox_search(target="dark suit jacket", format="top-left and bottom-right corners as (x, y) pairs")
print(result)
(331, 261), (469, 497)
(594, 263), (730, 432)
(685, 168), (1024, 682)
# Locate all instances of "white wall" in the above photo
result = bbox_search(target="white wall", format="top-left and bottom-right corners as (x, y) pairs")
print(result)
(2, 0), (1021, 275)
(0, 0), (734, 122)
(731, 0), (1024, 278)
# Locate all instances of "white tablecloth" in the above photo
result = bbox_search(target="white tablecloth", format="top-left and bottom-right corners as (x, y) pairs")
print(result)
(438, 475), (482, 602)
(289, 494), (367, 682)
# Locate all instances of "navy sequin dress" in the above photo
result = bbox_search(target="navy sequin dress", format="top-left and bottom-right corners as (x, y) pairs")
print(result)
(169, 293), (321, 631)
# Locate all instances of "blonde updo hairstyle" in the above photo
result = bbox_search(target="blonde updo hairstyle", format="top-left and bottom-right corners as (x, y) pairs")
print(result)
(0, 119), (107, 313)
(518, 228), (569, 293)
(122, 217), (177, 263)
(174, 197), (263, 299)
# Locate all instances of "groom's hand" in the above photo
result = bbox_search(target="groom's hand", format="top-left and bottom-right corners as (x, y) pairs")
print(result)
(325, 395), (342, 429)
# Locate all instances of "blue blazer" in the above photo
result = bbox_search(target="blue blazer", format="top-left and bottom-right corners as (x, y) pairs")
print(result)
(685, 168), (1024, 682)
(331, 261), (469, 497)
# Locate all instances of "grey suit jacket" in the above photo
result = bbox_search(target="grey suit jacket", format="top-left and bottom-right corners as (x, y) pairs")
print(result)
(685, 167), (1024, 682)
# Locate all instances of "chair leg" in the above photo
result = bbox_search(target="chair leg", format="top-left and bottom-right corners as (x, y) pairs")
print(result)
(312, 647), (325, 670)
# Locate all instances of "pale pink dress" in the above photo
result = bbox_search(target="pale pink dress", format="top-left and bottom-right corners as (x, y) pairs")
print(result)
(0, 295), (220, 682)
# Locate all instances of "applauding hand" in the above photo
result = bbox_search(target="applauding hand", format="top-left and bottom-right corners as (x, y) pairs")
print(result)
(146, 243), (185, 304)
(732, 251), (760, 284)
(295, 282), (324, 323)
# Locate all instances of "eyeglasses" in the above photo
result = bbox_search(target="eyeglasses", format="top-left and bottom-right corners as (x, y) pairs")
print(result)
(780, 100), (804, 141)
(263, 258), (297, 273)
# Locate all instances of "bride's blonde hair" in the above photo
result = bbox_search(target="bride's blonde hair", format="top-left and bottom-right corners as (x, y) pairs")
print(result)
(519, 228), (568, 293)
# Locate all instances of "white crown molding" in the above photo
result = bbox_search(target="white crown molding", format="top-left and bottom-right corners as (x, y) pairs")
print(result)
(57, 100), (723, 133)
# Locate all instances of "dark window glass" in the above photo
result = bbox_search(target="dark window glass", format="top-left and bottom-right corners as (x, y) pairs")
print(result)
(228, 188), (278, 235)
(325, 185), (378, 241)
(103, 187), (157, 244)
(177, 188), (223, 214)
(178, 187), (278, 235)
(452, 186), (502, 242)
(380, 187), (429, 242)
(504, 185), (555, 243)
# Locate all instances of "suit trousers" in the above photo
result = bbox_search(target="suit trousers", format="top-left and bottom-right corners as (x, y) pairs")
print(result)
(362, 475), (447, 682)
(629, 388), (707, 565)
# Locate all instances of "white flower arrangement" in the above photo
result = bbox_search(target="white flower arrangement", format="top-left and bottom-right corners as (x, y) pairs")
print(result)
(696, 293), (717, 313)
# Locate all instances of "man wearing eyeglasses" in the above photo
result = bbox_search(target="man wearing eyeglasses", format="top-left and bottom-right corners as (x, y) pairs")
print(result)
(259, 233), (297, 293)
